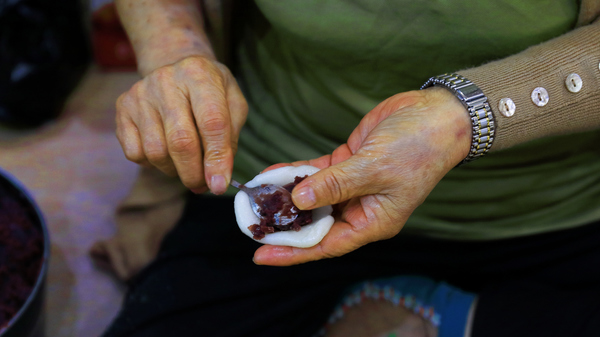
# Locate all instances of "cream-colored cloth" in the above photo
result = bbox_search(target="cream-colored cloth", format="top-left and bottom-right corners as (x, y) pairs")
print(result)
(118, 166), (186, 209)
(90, 166), (187, 280)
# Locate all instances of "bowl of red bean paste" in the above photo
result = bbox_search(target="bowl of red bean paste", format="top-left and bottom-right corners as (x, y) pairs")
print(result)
(0, 168), (49, 337)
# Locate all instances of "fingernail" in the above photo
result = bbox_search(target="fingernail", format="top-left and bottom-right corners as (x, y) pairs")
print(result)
(210, 175), (227, 194)
(294, 186), (316, 209)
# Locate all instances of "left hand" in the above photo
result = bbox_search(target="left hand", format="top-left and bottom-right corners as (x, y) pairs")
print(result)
(253, 87), (472, 266)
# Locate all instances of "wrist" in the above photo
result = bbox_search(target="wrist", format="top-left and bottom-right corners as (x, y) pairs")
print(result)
(136, 31), (216, 76)
(424, 87), (473, 169)
(116, 0), (216, 76)
(421, 73), (496, 166)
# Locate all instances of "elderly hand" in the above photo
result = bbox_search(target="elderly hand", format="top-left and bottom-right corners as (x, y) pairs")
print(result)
(253, 87), (472, 266)
(116, 55), (248, 194)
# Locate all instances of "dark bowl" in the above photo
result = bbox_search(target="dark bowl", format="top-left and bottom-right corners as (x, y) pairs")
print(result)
(0, 168), (50, 337)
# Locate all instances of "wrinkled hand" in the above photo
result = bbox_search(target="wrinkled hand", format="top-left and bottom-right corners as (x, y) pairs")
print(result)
(116, 55), (248, 194)
(254, 87), (472, 266)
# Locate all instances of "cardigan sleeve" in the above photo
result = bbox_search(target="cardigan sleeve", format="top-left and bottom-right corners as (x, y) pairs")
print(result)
(457, 17), (600, 151)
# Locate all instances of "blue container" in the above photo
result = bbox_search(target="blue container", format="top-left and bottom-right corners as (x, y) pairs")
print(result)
(0, 168), (49, 337)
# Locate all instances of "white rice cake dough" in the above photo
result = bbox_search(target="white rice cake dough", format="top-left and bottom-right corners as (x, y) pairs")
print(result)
(234, 165), (334, 248)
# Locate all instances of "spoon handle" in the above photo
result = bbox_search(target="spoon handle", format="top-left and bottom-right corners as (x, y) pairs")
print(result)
(230, 180), (244, 190)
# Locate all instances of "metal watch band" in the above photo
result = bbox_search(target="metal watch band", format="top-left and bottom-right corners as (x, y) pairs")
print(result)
(421, 73), (495, 165)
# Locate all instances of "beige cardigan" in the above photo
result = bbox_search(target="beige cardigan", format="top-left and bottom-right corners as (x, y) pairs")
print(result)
(204, 0), (600, 152)
(458, 0), (600, 151)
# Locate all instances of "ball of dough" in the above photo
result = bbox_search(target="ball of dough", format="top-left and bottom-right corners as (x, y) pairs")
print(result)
(234, 165), (334, 248)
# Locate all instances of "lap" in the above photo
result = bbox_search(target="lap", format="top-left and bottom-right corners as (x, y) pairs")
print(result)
(103, 193), (600, 337)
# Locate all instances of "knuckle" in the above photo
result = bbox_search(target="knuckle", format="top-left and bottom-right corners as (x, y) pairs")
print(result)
(230, 138), (239, 156)
(318, 245), (338, 260)
(130, 82), (150, 104)
(131, 81), (144, 96)
(205, 148), (231, 164)
(322, 169), (347, 202)
(318, 241), (357, 261)
(197, 72), (225, 89)
(156, 74), (178, 94)
(144, 145), (169, 164)
(116, 91), (135, 113)
(186, 63), (225, 87)
(179, 55), (204, 68)
(167, 129), (198, 155)
(159, 104), (177, 117)
(116, 133), (144, 164)
(181, 57), (212, 76)
(122, 147), (145, 163)
(391, 90), (428, 110)
(147, 69), (180, 100)
(201, 113), (228, 136)
(215, 62), (231, 75)
(151, 65), (175, 82)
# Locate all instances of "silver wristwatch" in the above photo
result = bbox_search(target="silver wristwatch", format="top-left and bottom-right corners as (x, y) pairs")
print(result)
(421, 73), (495, 165)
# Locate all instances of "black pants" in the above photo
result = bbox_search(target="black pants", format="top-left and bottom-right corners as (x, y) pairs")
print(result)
(103, 194), (600, 337)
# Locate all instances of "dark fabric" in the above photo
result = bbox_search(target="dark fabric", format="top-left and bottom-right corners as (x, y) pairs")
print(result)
(103, 193), (600, 337)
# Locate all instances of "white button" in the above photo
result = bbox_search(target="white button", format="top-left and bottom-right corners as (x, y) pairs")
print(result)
(531, 87), (549, 107)
(498, 98), (515, 117)
(565, 73), (582, 93)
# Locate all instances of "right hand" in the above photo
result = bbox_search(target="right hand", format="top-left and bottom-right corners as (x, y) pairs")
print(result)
(116, 55), (248, 194)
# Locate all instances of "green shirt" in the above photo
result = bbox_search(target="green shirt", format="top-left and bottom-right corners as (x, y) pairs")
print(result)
(233, 0), (600, 239)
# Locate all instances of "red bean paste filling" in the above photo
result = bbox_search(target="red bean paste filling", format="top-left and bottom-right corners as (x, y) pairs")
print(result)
(248, 175), (313, 240)
(0, 193), (43, 330)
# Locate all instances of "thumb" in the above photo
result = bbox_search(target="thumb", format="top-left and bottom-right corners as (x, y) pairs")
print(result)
(291, 156), (381, 210)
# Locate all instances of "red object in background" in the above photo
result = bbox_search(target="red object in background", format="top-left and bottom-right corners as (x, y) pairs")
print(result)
(92, 3), (137, 70)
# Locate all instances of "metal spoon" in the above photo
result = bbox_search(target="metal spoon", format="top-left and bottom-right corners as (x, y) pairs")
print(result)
(230, 180), (298, 226)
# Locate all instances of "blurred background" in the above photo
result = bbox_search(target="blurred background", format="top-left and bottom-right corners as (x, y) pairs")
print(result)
(1, 0), (142, 335)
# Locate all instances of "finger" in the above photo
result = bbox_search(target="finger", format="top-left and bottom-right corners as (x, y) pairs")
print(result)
(116, 111), (151, 167)
(157, 84), (204, 190)
(137, 98), (178, 177)
(254, 195), (399, 266)
(126, 81), (178, 176)
(188, 76), (234, 195)
(344, 105), (394, 154)
(291, 154), (384, 210)
(253, 216), (368, 266)
(252, 223), (356, 266)
(344, 92), (424, 153)
(223, 69), (248, 153)
(330, 143), (354, 166)
(116, 94), (151, 167)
